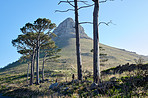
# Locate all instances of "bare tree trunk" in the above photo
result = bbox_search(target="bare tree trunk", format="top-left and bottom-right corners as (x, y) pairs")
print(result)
(42, 57), (45, 82)
(32, 51), (36, 81)
(30, 48), (35, 85)
(30, 57), (33, 85)
(74, 0), (82, 80)
(27, 63), (30, 85)
(36, 38), (40, 85)
(93, 0), (100, 83)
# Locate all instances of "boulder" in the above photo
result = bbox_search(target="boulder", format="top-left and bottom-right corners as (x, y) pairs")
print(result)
(49, 83), (59, 90)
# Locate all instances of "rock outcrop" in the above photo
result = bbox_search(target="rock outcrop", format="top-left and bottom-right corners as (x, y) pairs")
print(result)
(53, 17), (91, 39)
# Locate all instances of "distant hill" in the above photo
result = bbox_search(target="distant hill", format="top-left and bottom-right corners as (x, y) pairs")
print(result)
(0, 17), (148, 74)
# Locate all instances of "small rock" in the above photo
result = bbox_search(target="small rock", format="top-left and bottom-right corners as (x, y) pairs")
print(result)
(49, 83), (59, 90)
(90, 83), (98, 90)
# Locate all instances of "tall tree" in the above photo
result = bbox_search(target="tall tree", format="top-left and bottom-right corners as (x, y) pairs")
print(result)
(92, 0), (100, 83)
(92, 0), (114, 83)
(56, 0), (85, 80)
(74, 0), (82, 80)
(29, 19), (56, 85)
(13, 18), (56, 85)
(12, 32), (37, 85)
(57, 0), (113, 83)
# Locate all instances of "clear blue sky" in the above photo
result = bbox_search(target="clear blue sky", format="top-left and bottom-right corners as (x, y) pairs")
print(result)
(0, 0), (148, 68)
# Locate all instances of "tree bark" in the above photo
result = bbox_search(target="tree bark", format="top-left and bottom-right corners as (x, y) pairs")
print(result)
(74, 0), (82, 80)
(32, 51), (36, 81)
(30, 48), (35, 85)
(36, 37), (40, 85)
(93, 0), (100, 83)
(42, 57), (45, 82)
(30, 57), (33, 85)
(27, 63), (30, 85)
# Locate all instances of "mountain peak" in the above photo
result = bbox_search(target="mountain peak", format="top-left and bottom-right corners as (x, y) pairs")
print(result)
(53, 18), (91, 39)
(63, 17), (74, 22)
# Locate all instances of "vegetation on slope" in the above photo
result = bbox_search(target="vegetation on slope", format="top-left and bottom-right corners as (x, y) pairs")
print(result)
(0, 63), (147, 97)
(1, 37), (147, 75)
(0, 17), (148, 97)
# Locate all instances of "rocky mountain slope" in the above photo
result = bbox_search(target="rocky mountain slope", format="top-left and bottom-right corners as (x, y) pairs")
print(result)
(53, 18), (90, 39)
(1, 17), (148, 74)
(52, 17), (148, 70)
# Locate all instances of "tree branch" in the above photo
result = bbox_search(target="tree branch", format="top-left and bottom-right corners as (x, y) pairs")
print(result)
(78, 4), (94, 10)
(58, 1), (88, 5)
(57, 0), (115, 12)
(66, 0), (75, 7)
(79, 22), (93, 24)
(99, 20), (115, 26)
(80, 1), (91, 6)
(79, 20), (115, 26)
(58, 0), (93, 8)
(58, 0), (75, 7)
(100, 0), (114, 3)
(55, 9), (75, 13)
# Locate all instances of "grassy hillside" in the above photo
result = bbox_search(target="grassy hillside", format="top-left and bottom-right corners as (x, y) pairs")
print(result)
(1, 37), (147, 76)
(0, 63), (147, 98)
(46, 37), (148, 71)
(1, 17), (148, 76)
(0, 17), (147, 97)
(0, 36), (147, 97)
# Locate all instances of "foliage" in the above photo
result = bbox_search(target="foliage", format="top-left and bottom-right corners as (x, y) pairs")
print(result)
(91, 46), (108, 66)
(134, 57), (145, 65)
(12, 18), (57, 85)
(0, 64), (147, 97)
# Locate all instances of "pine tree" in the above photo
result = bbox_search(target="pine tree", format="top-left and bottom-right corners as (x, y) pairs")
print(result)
(12, 33), (37, 85)
(12, 18), (56, 85)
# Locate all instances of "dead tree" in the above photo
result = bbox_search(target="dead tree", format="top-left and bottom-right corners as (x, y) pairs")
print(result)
(92, 0), (114, 83)
(92, 0), (100, 83)
(56, 0), (114, 83)
(74, 0), (82, 80)
(56, 0), (87, 80)
(81, 0), (113, 83)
